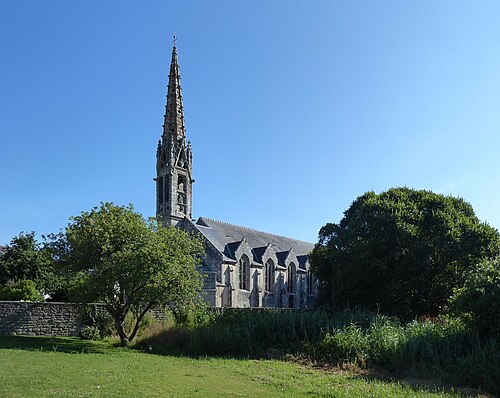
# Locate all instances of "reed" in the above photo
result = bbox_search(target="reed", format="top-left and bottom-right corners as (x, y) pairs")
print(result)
(136, 309), (499, 395)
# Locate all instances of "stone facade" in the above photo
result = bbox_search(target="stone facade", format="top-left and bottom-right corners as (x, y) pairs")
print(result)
(155, 44), (319, 309)
(181, 217), (318, 309)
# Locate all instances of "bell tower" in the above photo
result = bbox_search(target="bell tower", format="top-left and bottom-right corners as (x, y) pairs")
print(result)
(156, 41), (193, 226)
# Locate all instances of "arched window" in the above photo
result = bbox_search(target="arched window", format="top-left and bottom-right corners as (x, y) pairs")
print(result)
(264, 259), (275, 292)
(238, 255), (250, 290)
(287, 263), (296, 293)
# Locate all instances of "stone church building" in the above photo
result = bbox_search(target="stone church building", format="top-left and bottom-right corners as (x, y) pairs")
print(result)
(155, 44), (317, 308)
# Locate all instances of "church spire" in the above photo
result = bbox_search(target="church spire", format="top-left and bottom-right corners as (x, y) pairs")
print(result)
(156, 39), (193, 227)
(163, 41), (186, 143)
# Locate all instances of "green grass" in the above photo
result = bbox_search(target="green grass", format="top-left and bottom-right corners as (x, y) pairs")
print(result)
(0, 336), (467, 398)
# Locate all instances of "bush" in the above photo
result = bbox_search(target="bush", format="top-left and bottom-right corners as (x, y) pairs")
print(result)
(317, 315), (499, 394)
(80, 326), (101, 340)
(0, 279), (44, 301)
(319, 324), (367, 364)
(80, 305), (114, 338)
(449, 256), (500, 335)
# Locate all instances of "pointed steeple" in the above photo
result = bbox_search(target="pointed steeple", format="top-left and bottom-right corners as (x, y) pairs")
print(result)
(163, 43), (186, 144)
(156, 39), (193, 227)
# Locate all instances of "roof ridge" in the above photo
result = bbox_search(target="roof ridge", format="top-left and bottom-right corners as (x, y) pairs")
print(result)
(199, 217), (314, 245)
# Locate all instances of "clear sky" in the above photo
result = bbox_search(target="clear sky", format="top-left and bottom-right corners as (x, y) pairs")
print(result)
(1, 1), (500, 245)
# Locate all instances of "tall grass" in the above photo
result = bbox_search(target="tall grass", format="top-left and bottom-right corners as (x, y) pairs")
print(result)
(318, 316), (499, 394)
(136, 309), (500, 395)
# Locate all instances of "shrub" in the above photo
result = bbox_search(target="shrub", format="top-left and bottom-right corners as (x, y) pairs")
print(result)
(80, 326), (101, 340)
(0, 279), (44, 301)
(448, 256), (500, 335)
(319, 324), (367, 364)
(80, 305), (114, 338)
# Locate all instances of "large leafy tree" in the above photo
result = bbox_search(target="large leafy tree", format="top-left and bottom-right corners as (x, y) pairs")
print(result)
(52, 202), (204, 346)
(0, 232), (56, 298)
(310, 188), (500, 319)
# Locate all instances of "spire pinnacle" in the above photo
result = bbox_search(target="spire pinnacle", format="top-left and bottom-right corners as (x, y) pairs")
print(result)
(162, 38), (185, 143)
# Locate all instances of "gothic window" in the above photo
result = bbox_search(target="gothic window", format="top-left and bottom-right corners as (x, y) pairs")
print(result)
(264, 259), (275, 292)
(238, 255), (250, 290)
(287, 263), (296, 293)
(158, 176), (164, 204)
(307, 269), (314, 295)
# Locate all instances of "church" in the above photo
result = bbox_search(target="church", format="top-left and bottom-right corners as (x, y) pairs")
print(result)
(154, 44), (318, 308)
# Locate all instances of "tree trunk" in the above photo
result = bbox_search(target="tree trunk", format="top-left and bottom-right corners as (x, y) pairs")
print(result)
(113, 314), (129, 347)
(128, 303), (154, 343)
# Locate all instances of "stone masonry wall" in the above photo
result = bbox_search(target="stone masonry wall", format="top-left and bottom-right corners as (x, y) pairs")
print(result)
(0, 301), (92, 336)
(0, 301), (168, 337)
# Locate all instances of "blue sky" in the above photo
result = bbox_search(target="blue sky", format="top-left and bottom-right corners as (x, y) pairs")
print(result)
(1, 1), (500, 245)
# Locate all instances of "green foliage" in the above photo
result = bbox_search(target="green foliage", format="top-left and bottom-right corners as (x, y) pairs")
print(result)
(79, 325), (101, 340)
(137, 308), (335, 356)
(0, 279), (44, 301)
(449, 256), (500, 335)
(80, 305), (114, 338)
(310, 187), (500, 318)
(137, 308), (390, 358)
(137, 309), (499, 395)
(319, 324), (367, 364)
(51, 202), (204, 346)
(317, 315), (499, 394)
(170, 301), (213, 329)
(0, 232), (62, 298)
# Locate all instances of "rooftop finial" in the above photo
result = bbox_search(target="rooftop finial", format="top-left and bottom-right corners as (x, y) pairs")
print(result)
(173, 34), (177, 47)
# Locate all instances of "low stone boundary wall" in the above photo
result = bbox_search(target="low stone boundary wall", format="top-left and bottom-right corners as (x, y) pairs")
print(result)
(0, 301), (97, 336)
(0, 301), (168, 337)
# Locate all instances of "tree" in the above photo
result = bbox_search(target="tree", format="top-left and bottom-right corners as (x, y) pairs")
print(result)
(52, 202), (205, 346)
(310, 188), (500, 319)
(448, 256), (500, 335)
(0, 279), (44, 302)
(0, 232), (56, 298)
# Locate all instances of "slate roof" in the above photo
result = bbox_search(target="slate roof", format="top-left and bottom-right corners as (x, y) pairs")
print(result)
(192, 217), (315, 267)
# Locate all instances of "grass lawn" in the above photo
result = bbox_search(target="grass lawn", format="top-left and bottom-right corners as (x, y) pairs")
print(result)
(0, 336), (472, 398)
